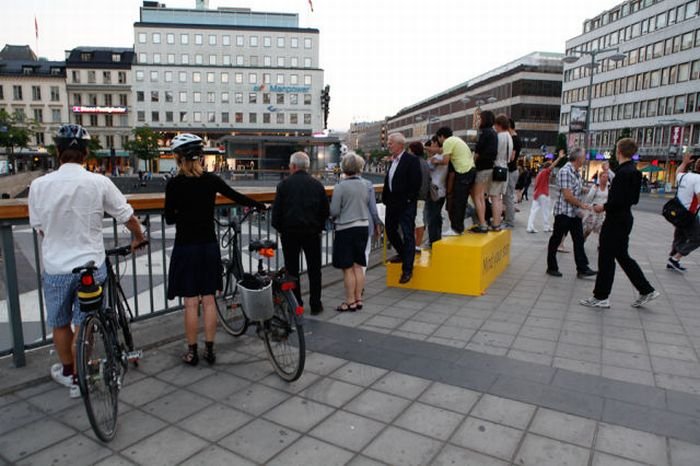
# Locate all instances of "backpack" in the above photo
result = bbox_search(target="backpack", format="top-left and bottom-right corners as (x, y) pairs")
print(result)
(418, 157), (431, 201)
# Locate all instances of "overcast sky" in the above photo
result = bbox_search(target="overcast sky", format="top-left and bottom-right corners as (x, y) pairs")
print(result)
(2, 0), (617, 130)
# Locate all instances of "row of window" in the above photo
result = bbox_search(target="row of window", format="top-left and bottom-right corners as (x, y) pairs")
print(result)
(586, 124), (699, 149)
(1, 85), (61, 102)
(564, 58), (700, 104)
(136, 90), (312, 106)
(574, 1), (698, 53)
(134, 69), (313, 86)
(135, 52), (313, 69)
(137, 31), (314, 50)
(6, 108), (62, 124)
(135, 110), (312, 126)
(72, 93), (129, 107)
(70, 70), (128, 85)
(561, 90), (700, 126)
(72, 114), (130, 128)
(564, 28), (700, 83)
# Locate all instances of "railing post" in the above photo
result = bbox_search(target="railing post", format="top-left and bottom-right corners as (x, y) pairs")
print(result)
(1, 223), (26, 367)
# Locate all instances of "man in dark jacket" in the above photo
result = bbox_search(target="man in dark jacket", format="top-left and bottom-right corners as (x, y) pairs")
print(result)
(580, 138), (659, 309)
(383, 132), (422, 284)
(272, 152), (330, 314)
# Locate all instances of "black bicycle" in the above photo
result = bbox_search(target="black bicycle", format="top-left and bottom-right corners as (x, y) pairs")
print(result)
(215, 209), (305, 382)
(74, 242), (147, 442)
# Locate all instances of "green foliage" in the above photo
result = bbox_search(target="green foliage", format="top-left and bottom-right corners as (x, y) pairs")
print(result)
(0, 109), (32, 173)
(124, 126), (161, 171)
(355, 148), (365, 157)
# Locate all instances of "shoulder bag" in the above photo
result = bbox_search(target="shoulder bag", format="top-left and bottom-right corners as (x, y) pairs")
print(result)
(662, 174), (696, 228)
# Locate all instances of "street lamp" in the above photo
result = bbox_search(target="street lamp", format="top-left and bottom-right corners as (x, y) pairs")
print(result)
(461, 94), (496, 129)
(562, 47), (626, 180)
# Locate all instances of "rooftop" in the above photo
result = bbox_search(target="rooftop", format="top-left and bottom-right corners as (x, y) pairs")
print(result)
(139, 2), (300, 29)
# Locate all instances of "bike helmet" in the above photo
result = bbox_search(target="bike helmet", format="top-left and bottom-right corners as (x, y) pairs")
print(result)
(54, 124), (91, 152)
(170, 133), (203, 160)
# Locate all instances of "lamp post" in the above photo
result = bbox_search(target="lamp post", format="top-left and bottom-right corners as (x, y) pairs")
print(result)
(461, 95), (497, 129)
(562, 47), (626, 181)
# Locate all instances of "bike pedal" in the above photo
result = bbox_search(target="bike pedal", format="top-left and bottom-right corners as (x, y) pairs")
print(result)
(126, 350), (143, 362)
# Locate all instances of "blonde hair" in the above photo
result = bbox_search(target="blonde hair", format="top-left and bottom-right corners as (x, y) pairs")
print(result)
(176, 154), (204, 177)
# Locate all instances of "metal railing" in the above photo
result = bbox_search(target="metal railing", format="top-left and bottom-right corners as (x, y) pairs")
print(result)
(0, 185), (383, 367)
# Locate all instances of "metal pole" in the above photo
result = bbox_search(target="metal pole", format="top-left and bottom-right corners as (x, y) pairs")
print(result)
(1, 223), (25, 367)
(585, 52), (595, 182)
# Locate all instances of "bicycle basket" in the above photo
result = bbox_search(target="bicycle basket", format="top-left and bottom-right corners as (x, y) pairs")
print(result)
(237, 274), (274, 321)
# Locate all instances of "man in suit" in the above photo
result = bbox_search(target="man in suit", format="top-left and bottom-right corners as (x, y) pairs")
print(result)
(383, 132), (422, 284)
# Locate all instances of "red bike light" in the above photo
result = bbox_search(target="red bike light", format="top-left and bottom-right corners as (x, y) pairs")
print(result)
(280, 281), (296, 291)
(295, 305), (304, 316)
(81, 275), (94, 287)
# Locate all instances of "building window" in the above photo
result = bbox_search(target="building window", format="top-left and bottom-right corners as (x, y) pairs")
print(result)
(165, 71), (173, 82)
(151, 111), (159, 122)
(277, 37), (285, 48)
(263, 93), (271, 104)
(235, 73), (243, 84)
(290, 113), (298, 124)
(165, 91), (173, 103)
(276, 113), (285, 124)
(277, 57), (285, 67)
(249, 113), (257, 123)
(119, 94), (128, 106)
(277, 93), (285, 104)
(181, 33), (189, 45)
(153, 53), (161, 64)
(304, 57), (312, 68)
(88, 71), (96, 83)
(193, 72), (201, 83)
(103, 71), (111, 83)
(31, 85), (41, 101)
(180, 111), (188, 123)
(104, 94), (112, 106)
(223, 35), (230, 46)
(165, 111), (173, 122)
(235, 92), (243, 103)
(194, 112), (202, 123)
(682, 32), (694, 50)
(72, 70), (80, 83)
(150, 71), (158, 82)
(208, 112), (215, 123)
(290, 74), (298, 85)
(691, 60), (700, 80)
(263, 113), (270, 123)
(291, 57), (298, 67)
(179, 91), (187, 103)
(138, 32), (146, 43)
(263, 73), (271, 83)
(250, 36), (258, 47)
(276, 74), (284, 84)
(181, 54), (189, 65)
(223, 55), (231, 66)
(167, 33), (175, 44)
(150, 91), (158, 103)
(74, 114), (83, 125)
(222, 92), (229, 103)
(138, 53), (147, 64)
(152, 32), (161, 44)
(304, 113), (311, 125)
(678, 62), (690, 82)
(51, 109), (61, 122)
(304, 38), (312, 48)
(222, 112), (229, 123)
(209, 55), (216, 65)
(135, 71), (144, 81)
(194, 92), (201, 103)
(105, 115), (113, 127)
(119, 115), (128, 126)
(195, 34), (203, 45)
(290, 94), (298, 104)
(304, 75), (312, 85)
(221, 72), (229, 83)
(235, 112), (243, 123)
(89, 114), (98, 126)
(304, 94), (312, 105)
(33, 108), (43, 123)
(73, 93), (81, 105)
(179, 71), (187, 83)
(195, 54), (203, 65)
(264, 56), (271, 66)
(264, 36), (271, 47)
(207, 92), (215, 103)
(208, 34), (216, 46)
(207, 72), (215, 83)
(249, 73), (257, 84)
(118, 71), (126, 84)
(249, 93), (257, 104)
(291, 37), (298, 48)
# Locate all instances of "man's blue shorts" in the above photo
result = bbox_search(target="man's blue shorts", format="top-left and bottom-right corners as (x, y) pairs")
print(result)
(43, 263), (107, 328)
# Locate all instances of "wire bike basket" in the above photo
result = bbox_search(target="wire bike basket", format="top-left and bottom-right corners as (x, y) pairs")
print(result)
(237, 273), (274, 321)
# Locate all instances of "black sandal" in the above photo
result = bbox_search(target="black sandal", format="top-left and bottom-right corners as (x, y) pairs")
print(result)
(182, 344), (199, 366)
(202, 341), (216, 365)
(335, 302), (357, 312)
(355, 300), (363, 310)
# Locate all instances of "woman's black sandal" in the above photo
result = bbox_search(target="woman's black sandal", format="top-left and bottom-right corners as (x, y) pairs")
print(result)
(182, 344), (199, 366)
(336, 302), (357, 312)
(202, 341), (216, 365)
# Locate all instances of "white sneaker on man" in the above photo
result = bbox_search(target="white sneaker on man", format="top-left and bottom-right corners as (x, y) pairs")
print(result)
(631, 290), (660, 308)
(526, 228), (538, 233)
(579, 296), (610, 309)
(69, 383), (81, 399)
(442, 228), (463, 237)
(50, 363), (74, 388)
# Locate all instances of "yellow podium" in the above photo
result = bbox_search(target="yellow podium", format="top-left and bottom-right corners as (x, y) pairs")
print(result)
(386, 230), (511, 296)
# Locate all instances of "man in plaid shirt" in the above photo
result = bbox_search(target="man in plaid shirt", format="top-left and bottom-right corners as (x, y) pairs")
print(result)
(546, 148), (597, 278)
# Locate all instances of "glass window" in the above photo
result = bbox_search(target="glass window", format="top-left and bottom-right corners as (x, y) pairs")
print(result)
(207, 92), (215, 103)
(304, 94), (312, 105)
(165, 91), (173, 103)
(249, 113), (257, 124)
(180, 33), (188, 45)
(137, 111), (145, 122)
(222, 112), (229, 123)
(180, 111), (188, 122)
(291, 37), (298, 48)
(151, 111), (159, 122)
(164, 71), (173, 82)
(221, 72), (229, 83)
(290, 113), (298, 124)
(682, 32), (694, 50)
(194, 112), (201, 123)
(290, 94), (298, 104)
(250, 36), (258, 47)
(304, 75), (312, 85)
(209, 55), (216, 65)
(673, 36), (681, 53)
(181, 54), (189, 64)
(656, 12), (667, 29)
(687, 1), (698, 18)
(151, 91), (159, 102)
(276, 74), (284, 84)
(152, 33), (161, 44)
(692, 60), (700, 79)
(264, 36), (271, 47)
(670, 65), (678, 84)
(249, 93), (257, 103)
(167, 33), (175, 44)
(304, 57), (312, 68)
(222, 92), (229, 103)
(223, 35), (231, 46)
(136, 91), (145, 102)
(251, 56), (258, 66)
(263, 73), (271, 83)
(277, 37), (285, 48)
(139, 53), (147, 63)
(235, 73), (243, 84)
(235, 92), (243, 103)
(290, 57), (299, 67)
(193, 92), (201, 103)
(167, 53), (175, 64)
(304, 38), (312, 48)
(209, 34), (216, 45)
(193, 72), (201, 83)
(207, 72), (215, 83)
(138, 32), (146, 43)
(236, 35), (244, 46)
(304, 113), (311, 125)
(263, 113), (271, 123)
(662, 67), (670, 85)
(290, 74), (299, 85)
(678, 62), (690, 82)
(653, 41), (663, 58)
(277, 57), (285, 67)
(165, 111), (173, 122)
(264, 56), (271, 66)
(263, 93), (271, 104)
(276, 93), (284, 104)
(235, 112), (243, 123)
(179, 71), (187, 83)
(153, 53), (161, 64)
(150, 71), (158, 82)
(650, 69), (661, 87)
(675, 95), (686, 113)
(276, 113), (285, 124)
(223, 55), (231, 66)
(195, 54), (203, 65)
(236, 55), (244, 65)
(195, 34), (203, 45)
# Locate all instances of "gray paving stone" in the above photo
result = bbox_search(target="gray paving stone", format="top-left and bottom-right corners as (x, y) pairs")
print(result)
(513, 433), (590, 466)
(469, 331), (516, 348)
(14, 380), (55, 399)
(0, 418), (74, 462)
(372, 372), (431, 400)
(180, 445), (255, 466)
(121, 426), (208, 465)
(426, 336), (467, 348)
(603, 337), (647, 354)
(655, 373), (700, 395)
(142, 387), (213, 423)
(347, 455), (391, 466)
(259, 371), (322, 394)
(651, 356), (700, 378)
(556, 342), (602, 364)
(666, 389), (700, 418)
(364, 426), (442, 466)
(412, 311), (450, 325)
(595, 423), (669, 466)
(552, 357), (602, 376)
(0, 393), (19, 408)
(394, 401), (464, 441)
(25, 385), (82, 414)
(309, 410), (386, 451)
(398, 320), (439, 335)
(0, 400), (45, 435)
(529, 407), (597, 448)
(507, 349), (554, 365)
(511, 336), (557, 354)
(432, 325), (477, 341)
(221, 383), (290, 416)
(218, 418), (300, 464)
(601, 366), (655, 386)
(263, 396), (335, 432)
(345, 389), (412, 423)
(602, 350), (652, 372)
(364, 315), (404, 329)
(464, 342), (509, 356)
(480, 321), (522, 335)
(470, 394), (536, 429)
(119, 376), (177, 407)
(268, 436), (355, 466)
(154, 364), (215, 387)
(178, 403), (252, 441)
(16, 433), (111, 466)
(419, 382), (481, 414)
(431, 445), (508, 466)
(450, 417), (523, 461)
(590, 452), (648, 466)
(559, 330), (602, 348)
(303, 352), (348, 376)
(648, 343), (699, 362)
(134, 349), (180, 375)
(223, 359), (276, 381)
(299, 376), (364, 407)
(669, 438), (700, 466)
(330, 362), (388, 386)
(92, 455), (137, 466)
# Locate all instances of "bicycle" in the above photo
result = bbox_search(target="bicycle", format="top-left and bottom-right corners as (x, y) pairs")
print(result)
(73, 241), (147, 442)
(215, 208), (306, 382)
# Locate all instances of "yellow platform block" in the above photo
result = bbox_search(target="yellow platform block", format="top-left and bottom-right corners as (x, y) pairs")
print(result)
(386, 230), (511, 296)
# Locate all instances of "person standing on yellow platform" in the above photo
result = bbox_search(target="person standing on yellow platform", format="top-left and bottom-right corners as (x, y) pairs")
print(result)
(435, 126), (476, 236)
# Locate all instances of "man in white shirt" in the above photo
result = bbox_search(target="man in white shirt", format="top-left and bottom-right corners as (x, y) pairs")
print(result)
(668, 152), (700, 272)
(29, 124), (145, 398)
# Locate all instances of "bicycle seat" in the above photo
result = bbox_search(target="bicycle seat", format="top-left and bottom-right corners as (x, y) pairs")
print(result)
(249, 240), (277, 257)
(72, 261), (97, 274)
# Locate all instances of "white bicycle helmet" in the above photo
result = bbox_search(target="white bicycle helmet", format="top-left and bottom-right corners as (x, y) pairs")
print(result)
(170, 133), (203, 160)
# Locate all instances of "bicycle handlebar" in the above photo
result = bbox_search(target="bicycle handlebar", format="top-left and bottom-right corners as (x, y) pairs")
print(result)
(71, 241), (149, 274)
(215, 205), (265, 230)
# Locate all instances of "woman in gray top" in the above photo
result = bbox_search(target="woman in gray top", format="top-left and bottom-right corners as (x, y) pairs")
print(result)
(330, 153), (370, 312)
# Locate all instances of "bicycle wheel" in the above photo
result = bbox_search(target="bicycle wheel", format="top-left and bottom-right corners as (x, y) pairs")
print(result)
(216, 260), (248, 336)
(77, 314), (119, 442)
(263, 289), (305, 381)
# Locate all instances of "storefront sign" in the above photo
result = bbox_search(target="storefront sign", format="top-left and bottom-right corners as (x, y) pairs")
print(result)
(253, 85), (310, 93)
(72, 106), (128, 114)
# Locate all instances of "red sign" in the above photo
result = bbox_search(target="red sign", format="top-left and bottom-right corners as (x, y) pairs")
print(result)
(72, 106), (127, 114)
(671, 126), (683, 145)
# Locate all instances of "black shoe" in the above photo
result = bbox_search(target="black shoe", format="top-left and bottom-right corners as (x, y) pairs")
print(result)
(546, 269), (562, 277)
(399, 272), (412, 284)
(388, 255), (402, 263)
(310, 304), (324, 315)
(577, 268), (597, 278)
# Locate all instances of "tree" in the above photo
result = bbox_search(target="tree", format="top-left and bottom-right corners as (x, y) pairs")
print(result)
(554, 133), (568, 168)
(0, 109), (31, 174)
(124, 126), (161, 172)
(355, 148), (365, 157)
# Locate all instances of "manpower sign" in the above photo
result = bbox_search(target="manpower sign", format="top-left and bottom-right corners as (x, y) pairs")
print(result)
(252, 85), (311, 93)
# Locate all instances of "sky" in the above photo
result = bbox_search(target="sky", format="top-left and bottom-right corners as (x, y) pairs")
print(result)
(1, 0), (618, 131)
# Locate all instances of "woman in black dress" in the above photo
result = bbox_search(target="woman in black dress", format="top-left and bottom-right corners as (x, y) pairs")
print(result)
(165, 134), (265, 365)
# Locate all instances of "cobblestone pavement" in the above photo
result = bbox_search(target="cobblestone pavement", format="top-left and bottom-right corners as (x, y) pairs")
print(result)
(2, 208), (700, 465)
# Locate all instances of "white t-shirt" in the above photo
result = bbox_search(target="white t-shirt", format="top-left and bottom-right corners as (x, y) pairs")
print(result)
(495, 132), (513, 168)
(676, 171), (700, 212)
(29, 163), (134, 274)
(429, 154), (448, 198)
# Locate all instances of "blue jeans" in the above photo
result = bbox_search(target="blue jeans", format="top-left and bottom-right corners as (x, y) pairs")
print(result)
(425, 197), (446, 245)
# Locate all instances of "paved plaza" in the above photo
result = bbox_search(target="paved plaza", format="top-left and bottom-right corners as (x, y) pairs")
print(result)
(1, 206), (700, 465)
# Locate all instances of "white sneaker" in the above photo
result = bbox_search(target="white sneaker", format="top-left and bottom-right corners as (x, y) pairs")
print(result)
(51, 363), (74, 388)
(579, 296), (610, 309)
(69, 383), (81, 399)
(442, 229), (463, 237)
(544, 227), (553, 232)
(526, 228), (538, 233)
(631, 290), (660, 308)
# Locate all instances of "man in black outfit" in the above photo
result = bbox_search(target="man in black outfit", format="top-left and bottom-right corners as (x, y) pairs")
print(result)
(383, 132), (422, 284)
(272, 152), (330, 315)
(580, 138), (660, 309)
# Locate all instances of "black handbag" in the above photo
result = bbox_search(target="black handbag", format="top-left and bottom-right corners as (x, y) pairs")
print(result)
(662, 174), (695, 228)
(492, 166), (508, 182)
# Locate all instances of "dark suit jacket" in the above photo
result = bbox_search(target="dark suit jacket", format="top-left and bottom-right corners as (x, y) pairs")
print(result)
(382, 151), (422, 210)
